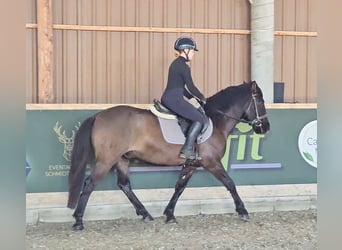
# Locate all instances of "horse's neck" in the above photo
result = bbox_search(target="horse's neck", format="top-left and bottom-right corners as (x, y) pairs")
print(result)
(220, 118), (239, 138)
(207, 85), (251, 137)
(221, 99), (250, 137)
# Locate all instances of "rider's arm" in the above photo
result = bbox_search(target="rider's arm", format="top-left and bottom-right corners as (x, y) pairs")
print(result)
(182, 65), (206, 102)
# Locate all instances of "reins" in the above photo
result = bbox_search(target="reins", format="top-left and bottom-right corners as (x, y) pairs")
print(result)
(213, 90), (268, 126)
(214, 109), (252, 125)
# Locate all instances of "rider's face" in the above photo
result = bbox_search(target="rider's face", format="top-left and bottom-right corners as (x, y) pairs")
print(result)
(183, 49), (195, 61)
(188, 49), (195, 60)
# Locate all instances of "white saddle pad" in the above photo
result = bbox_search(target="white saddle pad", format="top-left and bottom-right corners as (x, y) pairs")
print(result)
(157, 117), (213, 145)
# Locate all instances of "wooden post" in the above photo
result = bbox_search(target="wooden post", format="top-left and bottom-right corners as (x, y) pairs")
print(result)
(37, 0), (54, 103)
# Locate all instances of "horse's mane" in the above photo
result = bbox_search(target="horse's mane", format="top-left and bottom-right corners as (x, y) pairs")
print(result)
(205, 81), (253, 126)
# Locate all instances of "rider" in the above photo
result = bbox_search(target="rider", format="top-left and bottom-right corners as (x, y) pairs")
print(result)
(161, 36), (207, 160)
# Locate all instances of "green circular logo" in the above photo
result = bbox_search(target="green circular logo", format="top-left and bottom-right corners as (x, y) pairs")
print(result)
(298, 120), (317, 168)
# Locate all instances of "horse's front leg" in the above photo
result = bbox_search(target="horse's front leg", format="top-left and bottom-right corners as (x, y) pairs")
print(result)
(163, 162), (196, 223)
(116, 159), (153, 221)
(205, 161), (249, 221)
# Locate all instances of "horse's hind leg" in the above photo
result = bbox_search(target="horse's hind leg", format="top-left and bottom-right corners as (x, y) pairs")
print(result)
(163, 163), (196, 223)
(72, 162), (111, 230)
(116, 158), (153, 221)
(72, 175), (94, 230)
(206, 162), (249, 221)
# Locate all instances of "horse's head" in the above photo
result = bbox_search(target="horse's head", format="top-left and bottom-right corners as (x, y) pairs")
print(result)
(241, 81), (270, 134)
(205, 81), (270, 135)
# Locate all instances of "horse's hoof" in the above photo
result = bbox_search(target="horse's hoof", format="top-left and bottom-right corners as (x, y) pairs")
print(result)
(72, 223), (84, 231)
(165, 216), (177, 224)
(240, 214), (250, 222)
(142, 215), (154, 222)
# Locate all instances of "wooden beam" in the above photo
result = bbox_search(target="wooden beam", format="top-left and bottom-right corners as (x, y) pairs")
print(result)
(26, 23), (318, 37)
(25, 103), (317, 110)
(37, 0), (54, 103)
(274, 30), (318, 37)
(28, 24), (251, 35)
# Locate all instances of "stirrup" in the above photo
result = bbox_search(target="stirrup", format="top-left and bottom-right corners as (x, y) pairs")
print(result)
(179, 152), (194, 160)
(179, 150), (202, 161)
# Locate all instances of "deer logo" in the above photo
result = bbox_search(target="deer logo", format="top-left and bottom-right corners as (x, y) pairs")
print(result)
(53, 121), (81, 162)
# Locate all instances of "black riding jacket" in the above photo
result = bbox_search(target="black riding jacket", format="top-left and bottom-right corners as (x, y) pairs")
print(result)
(163, 56), (205, 101)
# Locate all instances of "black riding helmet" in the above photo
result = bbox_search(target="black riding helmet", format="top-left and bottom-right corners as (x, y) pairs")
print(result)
(174, 36), (199, 52)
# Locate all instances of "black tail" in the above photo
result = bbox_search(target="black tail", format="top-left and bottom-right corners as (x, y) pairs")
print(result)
(67, 116), (96, 209)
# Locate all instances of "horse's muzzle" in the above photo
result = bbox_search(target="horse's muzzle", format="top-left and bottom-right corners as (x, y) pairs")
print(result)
(252, 116), (270, 134)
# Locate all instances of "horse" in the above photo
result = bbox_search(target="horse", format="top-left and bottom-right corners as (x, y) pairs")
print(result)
(67, 80), (270, 230)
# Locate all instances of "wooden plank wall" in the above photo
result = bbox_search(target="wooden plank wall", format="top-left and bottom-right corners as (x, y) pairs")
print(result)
(26, 0), (38, 102)
(274, 0), (317, 103)
(26, 0), (317, 104)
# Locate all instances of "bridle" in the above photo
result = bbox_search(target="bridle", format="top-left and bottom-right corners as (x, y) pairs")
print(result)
(215, 89), (268, 127)
(246, 91), (268, 127)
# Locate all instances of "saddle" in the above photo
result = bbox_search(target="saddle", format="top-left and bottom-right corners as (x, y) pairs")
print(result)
(150, 99), (212, 145)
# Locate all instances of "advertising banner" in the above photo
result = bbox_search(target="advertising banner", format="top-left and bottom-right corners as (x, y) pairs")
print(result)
(26, 107), (317, 193)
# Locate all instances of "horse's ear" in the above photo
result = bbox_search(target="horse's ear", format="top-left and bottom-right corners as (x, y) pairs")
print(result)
(251, 80), (257, 91)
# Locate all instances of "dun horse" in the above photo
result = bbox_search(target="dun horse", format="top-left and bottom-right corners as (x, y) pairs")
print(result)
(67, 81), (270, 230)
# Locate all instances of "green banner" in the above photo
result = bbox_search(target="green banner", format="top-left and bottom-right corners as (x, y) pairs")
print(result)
(26, 108), (317, 193)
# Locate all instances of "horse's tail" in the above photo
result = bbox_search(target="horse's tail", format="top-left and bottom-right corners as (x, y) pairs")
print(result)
(67, 116), (96, 209)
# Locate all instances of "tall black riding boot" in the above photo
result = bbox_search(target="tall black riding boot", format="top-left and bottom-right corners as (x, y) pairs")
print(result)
(179, 121), (203, 160)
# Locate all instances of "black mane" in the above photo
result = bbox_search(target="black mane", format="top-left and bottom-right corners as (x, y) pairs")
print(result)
(205, 81), (253, 126)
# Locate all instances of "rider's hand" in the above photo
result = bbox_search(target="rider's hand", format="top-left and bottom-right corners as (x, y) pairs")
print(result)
(200, 98), (207, 106)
